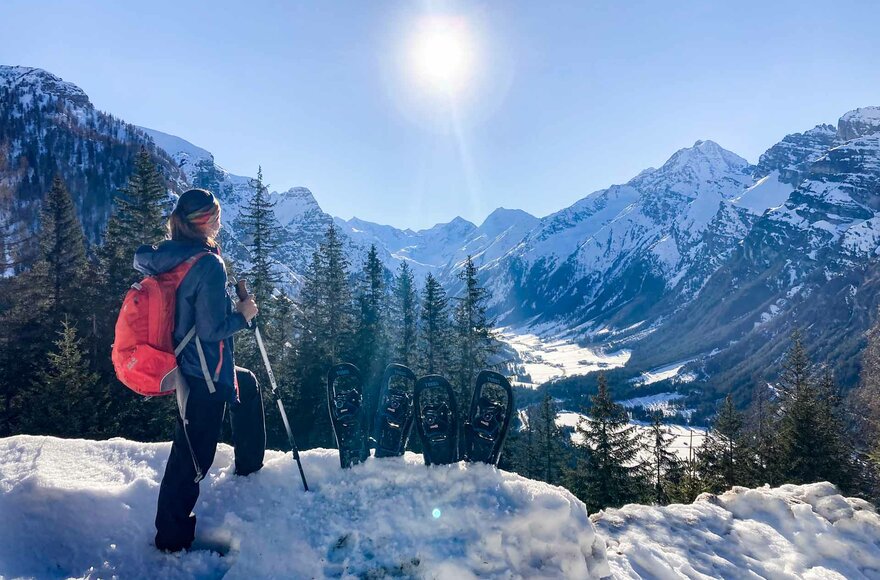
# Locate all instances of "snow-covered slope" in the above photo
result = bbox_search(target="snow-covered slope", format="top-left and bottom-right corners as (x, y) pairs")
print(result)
(633, 106), (880, 394)
(487, 140), (763, 335)
(595, 482), (880, 579)
(0, 436), (610, 579)
(5, 436), (880, 580)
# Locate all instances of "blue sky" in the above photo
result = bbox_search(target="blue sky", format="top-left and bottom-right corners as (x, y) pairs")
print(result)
(2, 0), (879, 229)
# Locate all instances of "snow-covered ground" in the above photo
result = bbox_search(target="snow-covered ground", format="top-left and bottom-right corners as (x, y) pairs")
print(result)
(618, 392), (695, 421)
(0, 436), (609, 579)
(595, 482), (880, 579)
(4, 436), (880, 579)
(555, 412), (706, 462)
(619, 392), (685, 411)
(499, 329), (631, 387)
(631, 359), (697, 386)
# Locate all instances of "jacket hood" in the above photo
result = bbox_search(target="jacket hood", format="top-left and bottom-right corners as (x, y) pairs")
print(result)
(133, 240), (215, 276)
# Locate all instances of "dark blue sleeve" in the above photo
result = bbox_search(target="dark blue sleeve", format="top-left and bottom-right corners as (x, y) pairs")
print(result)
(194, 255), (249, 342)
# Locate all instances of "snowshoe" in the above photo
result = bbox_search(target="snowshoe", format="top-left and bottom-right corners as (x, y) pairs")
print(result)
(327, 363), (369, 468)
(414, 375), (459, 466)
(463, 370), (514, 466)
(373, 364), (417, 458)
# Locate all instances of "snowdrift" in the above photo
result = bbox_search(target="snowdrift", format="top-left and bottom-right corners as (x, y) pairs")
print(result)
(3, 436), (880, 579)
(0, 436), (609, 579)
(594, 483), (880, 579)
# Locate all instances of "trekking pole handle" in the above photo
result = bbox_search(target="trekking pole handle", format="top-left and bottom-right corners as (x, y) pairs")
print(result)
(235, 279), (249, 301)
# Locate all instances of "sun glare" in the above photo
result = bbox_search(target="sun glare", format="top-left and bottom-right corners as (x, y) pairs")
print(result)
(409, 16), (474, 97)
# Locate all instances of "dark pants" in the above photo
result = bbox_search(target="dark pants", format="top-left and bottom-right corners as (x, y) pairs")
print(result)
(155, 366), (266, 552)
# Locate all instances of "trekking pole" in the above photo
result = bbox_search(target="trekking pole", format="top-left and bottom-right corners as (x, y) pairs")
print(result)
(236, 280), (309, 492)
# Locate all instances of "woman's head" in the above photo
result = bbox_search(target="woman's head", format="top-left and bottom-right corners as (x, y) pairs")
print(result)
(169, 188), (222, 246)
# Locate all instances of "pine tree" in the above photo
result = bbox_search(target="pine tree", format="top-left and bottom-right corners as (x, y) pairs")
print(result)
(777, 332), (822, 484)
(291, 225), (355, 447)
(18, 319), (102, 438)
(451, 256), (496, 412)
(290, 251), (327, 448)
(502, 407), (537, 478)
(572, 374), (647, 512)
(698, 395), (748, 493)
(419, 273), (451, 376)
(36, 176), (89, 323)
(647, 412), (679, 504)
(813, 367), (854, 490)
(321, 224), (354, 362)
(0, 264), (51, 435)
(744, 382), (781, 486)
(100, 148), (169, 301)
(390, 261), (419, 368)
(775, 332), (853, 488)
(532, 394), (568, 484)
(354, 245), (388, 426)
(238, 166), (280, 310)
(0, 177), (93, 435)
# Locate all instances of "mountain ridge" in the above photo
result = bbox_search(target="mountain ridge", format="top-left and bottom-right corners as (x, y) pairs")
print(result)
(4, 64), (880, 406)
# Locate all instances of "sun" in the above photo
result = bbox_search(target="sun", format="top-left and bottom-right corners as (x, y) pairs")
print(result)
(409, 16), (474, 97)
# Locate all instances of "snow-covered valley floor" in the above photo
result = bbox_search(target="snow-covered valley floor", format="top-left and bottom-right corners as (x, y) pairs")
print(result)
(498, 329), (631, 387)
(3, 436), (880, 579)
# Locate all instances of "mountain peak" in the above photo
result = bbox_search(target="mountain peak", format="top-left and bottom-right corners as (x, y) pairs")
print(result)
(420, 216), (476, 235)
(632, 139), (750, 198)
(480, 207), (538, 232)
(838, 106), (880, 141)
(0, 65), (90, 108)
(656, 139), (749, 176)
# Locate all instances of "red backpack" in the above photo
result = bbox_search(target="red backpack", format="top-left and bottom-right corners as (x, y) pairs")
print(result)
(112, 253), (209, 396)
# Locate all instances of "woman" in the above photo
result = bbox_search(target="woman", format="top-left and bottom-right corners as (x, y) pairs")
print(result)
(134, 188), (264, 553)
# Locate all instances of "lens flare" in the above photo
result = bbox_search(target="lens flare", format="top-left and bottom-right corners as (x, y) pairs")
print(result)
(432, 508), (442, 519)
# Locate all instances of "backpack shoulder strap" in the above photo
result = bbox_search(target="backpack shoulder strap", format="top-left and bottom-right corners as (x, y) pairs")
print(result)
(173, 251), (219, 395)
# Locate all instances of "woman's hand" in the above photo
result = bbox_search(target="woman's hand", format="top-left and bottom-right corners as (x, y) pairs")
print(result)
(236, 297), (259, 322)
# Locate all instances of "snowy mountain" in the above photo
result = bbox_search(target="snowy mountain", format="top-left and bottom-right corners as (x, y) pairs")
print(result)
(486, 139), (762, 338)
(632, 106), (880, 395)
(5, 64), (880, 399)
(0, 66), (184, 260)
(5, 435), (880, 579)
(335, 208), (539, 282)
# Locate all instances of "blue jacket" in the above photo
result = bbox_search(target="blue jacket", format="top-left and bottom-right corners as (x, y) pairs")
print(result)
(133, 240), (248, 402)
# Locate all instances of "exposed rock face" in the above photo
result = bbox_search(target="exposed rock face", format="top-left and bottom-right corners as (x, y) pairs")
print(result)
(838, 106), (880, 141)
(755, 124), (839, 184)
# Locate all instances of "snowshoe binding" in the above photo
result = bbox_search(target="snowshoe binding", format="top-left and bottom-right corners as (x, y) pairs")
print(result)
(463, 370), (514, 466)
(373, 364), (417, 458)
(328, 363), (369, 468)
(414, 375), (459, 466)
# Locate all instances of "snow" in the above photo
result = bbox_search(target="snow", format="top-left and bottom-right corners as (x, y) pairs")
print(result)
(272, 187), (321, 226)
(499, 329), (631, 387)
(139, 126), (213, 165)
(5, 437), (879, 579)
(595, 482), (880, 579)
(632, 360), (696, 386)
(732, 171), (795, 215)
(839, 106), (880, 140)
(0, 436), (610, 579)
(619, 392), (685, 412)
